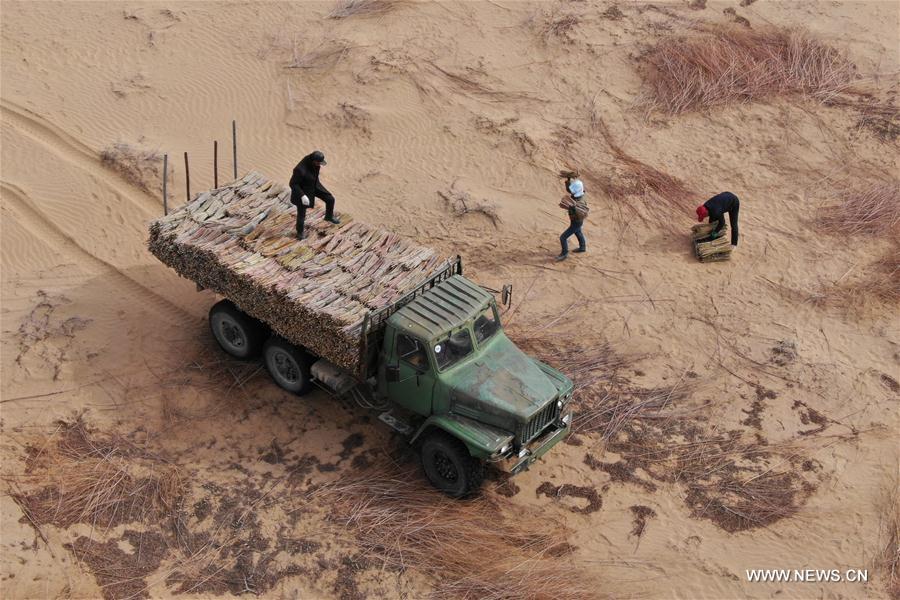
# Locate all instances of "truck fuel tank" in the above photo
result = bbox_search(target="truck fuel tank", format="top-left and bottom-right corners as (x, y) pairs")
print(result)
(311, 359), (357, 395)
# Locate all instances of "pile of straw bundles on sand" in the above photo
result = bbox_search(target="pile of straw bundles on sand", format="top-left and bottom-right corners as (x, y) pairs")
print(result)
(691, 222), (732, 262)
(148, 172), (453, 373)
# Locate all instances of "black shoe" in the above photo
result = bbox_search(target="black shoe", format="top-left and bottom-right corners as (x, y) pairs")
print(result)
(574, 247), (586, 253)
(555, 253), (568, 262)
(325, 216), (341, 225)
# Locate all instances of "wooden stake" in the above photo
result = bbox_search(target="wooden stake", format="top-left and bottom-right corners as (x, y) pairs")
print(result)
(232, 120), (237, 179)
(214, 140), (219, 188)
(162, 153), (168, 215)
(184, 151), (190, 202)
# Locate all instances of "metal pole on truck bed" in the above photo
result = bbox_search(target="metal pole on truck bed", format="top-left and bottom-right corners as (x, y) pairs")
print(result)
(162, 153), (168, 215)
(213, 140), (218, 188)
(184, 152), (190, 202)
(232, 120), (237, 179)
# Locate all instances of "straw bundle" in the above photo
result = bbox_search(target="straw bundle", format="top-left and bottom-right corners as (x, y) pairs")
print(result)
(692, 223), (732, 262)
(149, 172), (452, 373)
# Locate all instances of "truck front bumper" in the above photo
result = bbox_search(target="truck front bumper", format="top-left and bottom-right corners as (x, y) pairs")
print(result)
(491, 421), (570, 475)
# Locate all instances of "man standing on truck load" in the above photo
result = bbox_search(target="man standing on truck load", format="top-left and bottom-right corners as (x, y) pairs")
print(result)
(556, 171), (588, 261)
(696, 191), (740, 246)
(290, 150), (340, 240)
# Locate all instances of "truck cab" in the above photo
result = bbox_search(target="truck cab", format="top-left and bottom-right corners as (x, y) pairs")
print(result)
(376, 275), (573, 496)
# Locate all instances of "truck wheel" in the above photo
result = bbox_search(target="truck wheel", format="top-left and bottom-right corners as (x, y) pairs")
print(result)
(209, 300), (266, 359)
(263, 337), (312, 395)
(420, 431), (484, 498)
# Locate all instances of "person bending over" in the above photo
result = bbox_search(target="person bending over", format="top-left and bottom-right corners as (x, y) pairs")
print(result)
(696, 191), (739, 246)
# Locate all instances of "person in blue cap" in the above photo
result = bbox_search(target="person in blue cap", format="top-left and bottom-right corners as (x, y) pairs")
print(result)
(556, 171), (587, 261)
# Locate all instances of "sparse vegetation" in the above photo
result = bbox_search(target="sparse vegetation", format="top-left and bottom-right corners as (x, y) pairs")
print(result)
(438, 186), (502, 227)
(514, 327), (818, 533)
(327, 0), (403, 20)
(99, 142), (164, 194)
(643, 26), (856, 113)
(817, 179), (900, 238)
(309, 465), (599, 600)
(10, 417), (183, 530)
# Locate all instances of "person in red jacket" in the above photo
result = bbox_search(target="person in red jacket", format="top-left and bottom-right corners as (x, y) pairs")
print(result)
(289, 150), (340, 240)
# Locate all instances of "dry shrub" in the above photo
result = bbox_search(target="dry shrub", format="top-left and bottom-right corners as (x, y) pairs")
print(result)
(643, 26), (856, 113)
(327, 0), (402, 19)
(817, 179), (900, 238)
(285, 39), (352, 69)
(825, 244), (900, 306)
(99, 142), (163, 194)
(878, 481), (900, 599)
(438, 187), (501, 228)
(535, 12), (580, 45)
(11, 418), (183, 530)
(309, 465), (599, 600)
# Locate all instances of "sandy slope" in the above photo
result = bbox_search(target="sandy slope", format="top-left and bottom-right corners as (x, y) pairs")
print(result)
(1, 1), (898, 599)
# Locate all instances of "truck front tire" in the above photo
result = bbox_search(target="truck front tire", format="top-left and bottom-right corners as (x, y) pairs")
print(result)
(209, 300), (267, 359)
(420, 431), (484, 498)
(263, 337), (313, 396)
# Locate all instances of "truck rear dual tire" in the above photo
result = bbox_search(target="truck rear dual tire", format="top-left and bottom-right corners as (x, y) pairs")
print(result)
(209, 300), (267, 359)
(263, 337), (313, 396)
(420, 431), (484, 498)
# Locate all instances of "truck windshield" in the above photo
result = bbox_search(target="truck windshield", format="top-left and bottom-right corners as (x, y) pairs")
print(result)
(473, 305), (500, 344)
(434, 329), (473, 370)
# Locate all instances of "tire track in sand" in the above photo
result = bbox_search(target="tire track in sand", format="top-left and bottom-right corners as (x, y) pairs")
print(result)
(0, 98), (163, 216)
(1, 179), (196, 323)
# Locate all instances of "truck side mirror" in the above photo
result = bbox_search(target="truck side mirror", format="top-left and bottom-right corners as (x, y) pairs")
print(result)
(386, 364), (400, 382)
(501, 284), (513, 309)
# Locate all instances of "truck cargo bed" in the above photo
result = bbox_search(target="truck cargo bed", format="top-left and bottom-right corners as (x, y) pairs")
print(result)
(148, 172), (454, 375)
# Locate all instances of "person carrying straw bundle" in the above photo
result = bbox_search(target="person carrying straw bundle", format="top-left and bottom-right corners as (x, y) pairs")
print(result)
(696, 191), (740, 247)
(556, 171), (589, 262)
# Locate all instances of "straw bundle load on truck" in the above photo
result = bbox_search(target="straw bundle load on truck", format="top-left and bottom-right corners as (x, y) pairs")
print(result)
(148, 171), (453, 374)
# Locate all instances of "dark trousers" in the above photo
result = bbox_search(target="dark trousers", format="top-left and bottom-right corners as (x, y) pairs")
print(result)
(560, 221), (586, 254)
(295, 197), (336, 235)
(727, 199), (739, 246)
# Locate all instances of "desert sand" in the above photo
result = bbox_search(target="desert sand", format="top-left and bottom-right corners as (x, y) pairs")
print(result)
(1, 1), (898, 599)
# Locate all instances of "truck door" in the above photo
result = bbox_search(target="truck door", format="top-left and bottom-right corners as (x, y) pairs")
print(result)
(385, 332), (435, 416)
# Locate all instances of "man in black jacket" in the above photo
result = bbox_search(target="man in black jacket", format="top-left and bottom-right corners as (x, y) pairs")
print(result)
(696, 192), (740, 246)
(290, 150), (340, 239)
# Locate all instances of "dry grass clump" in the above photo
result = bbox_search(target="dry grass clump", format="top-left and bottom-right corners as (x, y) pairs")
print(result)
(327, 0), (402, 19)
(817, 179), (900, 238)
(99, 142), (163, 194)
(831, 244), (900, 306)
(438, 186), (502, 228)
(643, 26), (856, 113)
(11, 417), (183, 530)
(309, 465), (598, 600)
(285, 39), (352, 69)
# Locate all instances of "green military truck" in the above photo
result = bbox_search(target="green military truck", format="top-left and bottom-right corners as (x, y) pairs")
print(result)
(149, 172), (573, 497)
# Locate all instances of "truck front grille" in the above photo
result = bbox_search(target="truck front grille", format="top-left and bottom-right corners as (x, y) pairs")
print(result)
(518, 400), (560, 445)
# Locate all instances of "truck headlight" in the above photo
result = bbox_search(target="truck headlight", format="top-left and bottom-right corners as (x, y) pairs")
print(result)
(499, 444), (510, 455)
(562, 412), (572, 426)
(557, 399), (563, 409)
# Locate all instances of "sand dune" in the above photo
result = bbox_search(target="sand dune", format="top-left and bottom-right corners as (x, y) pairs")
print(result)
(2, 1), (898, 599)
